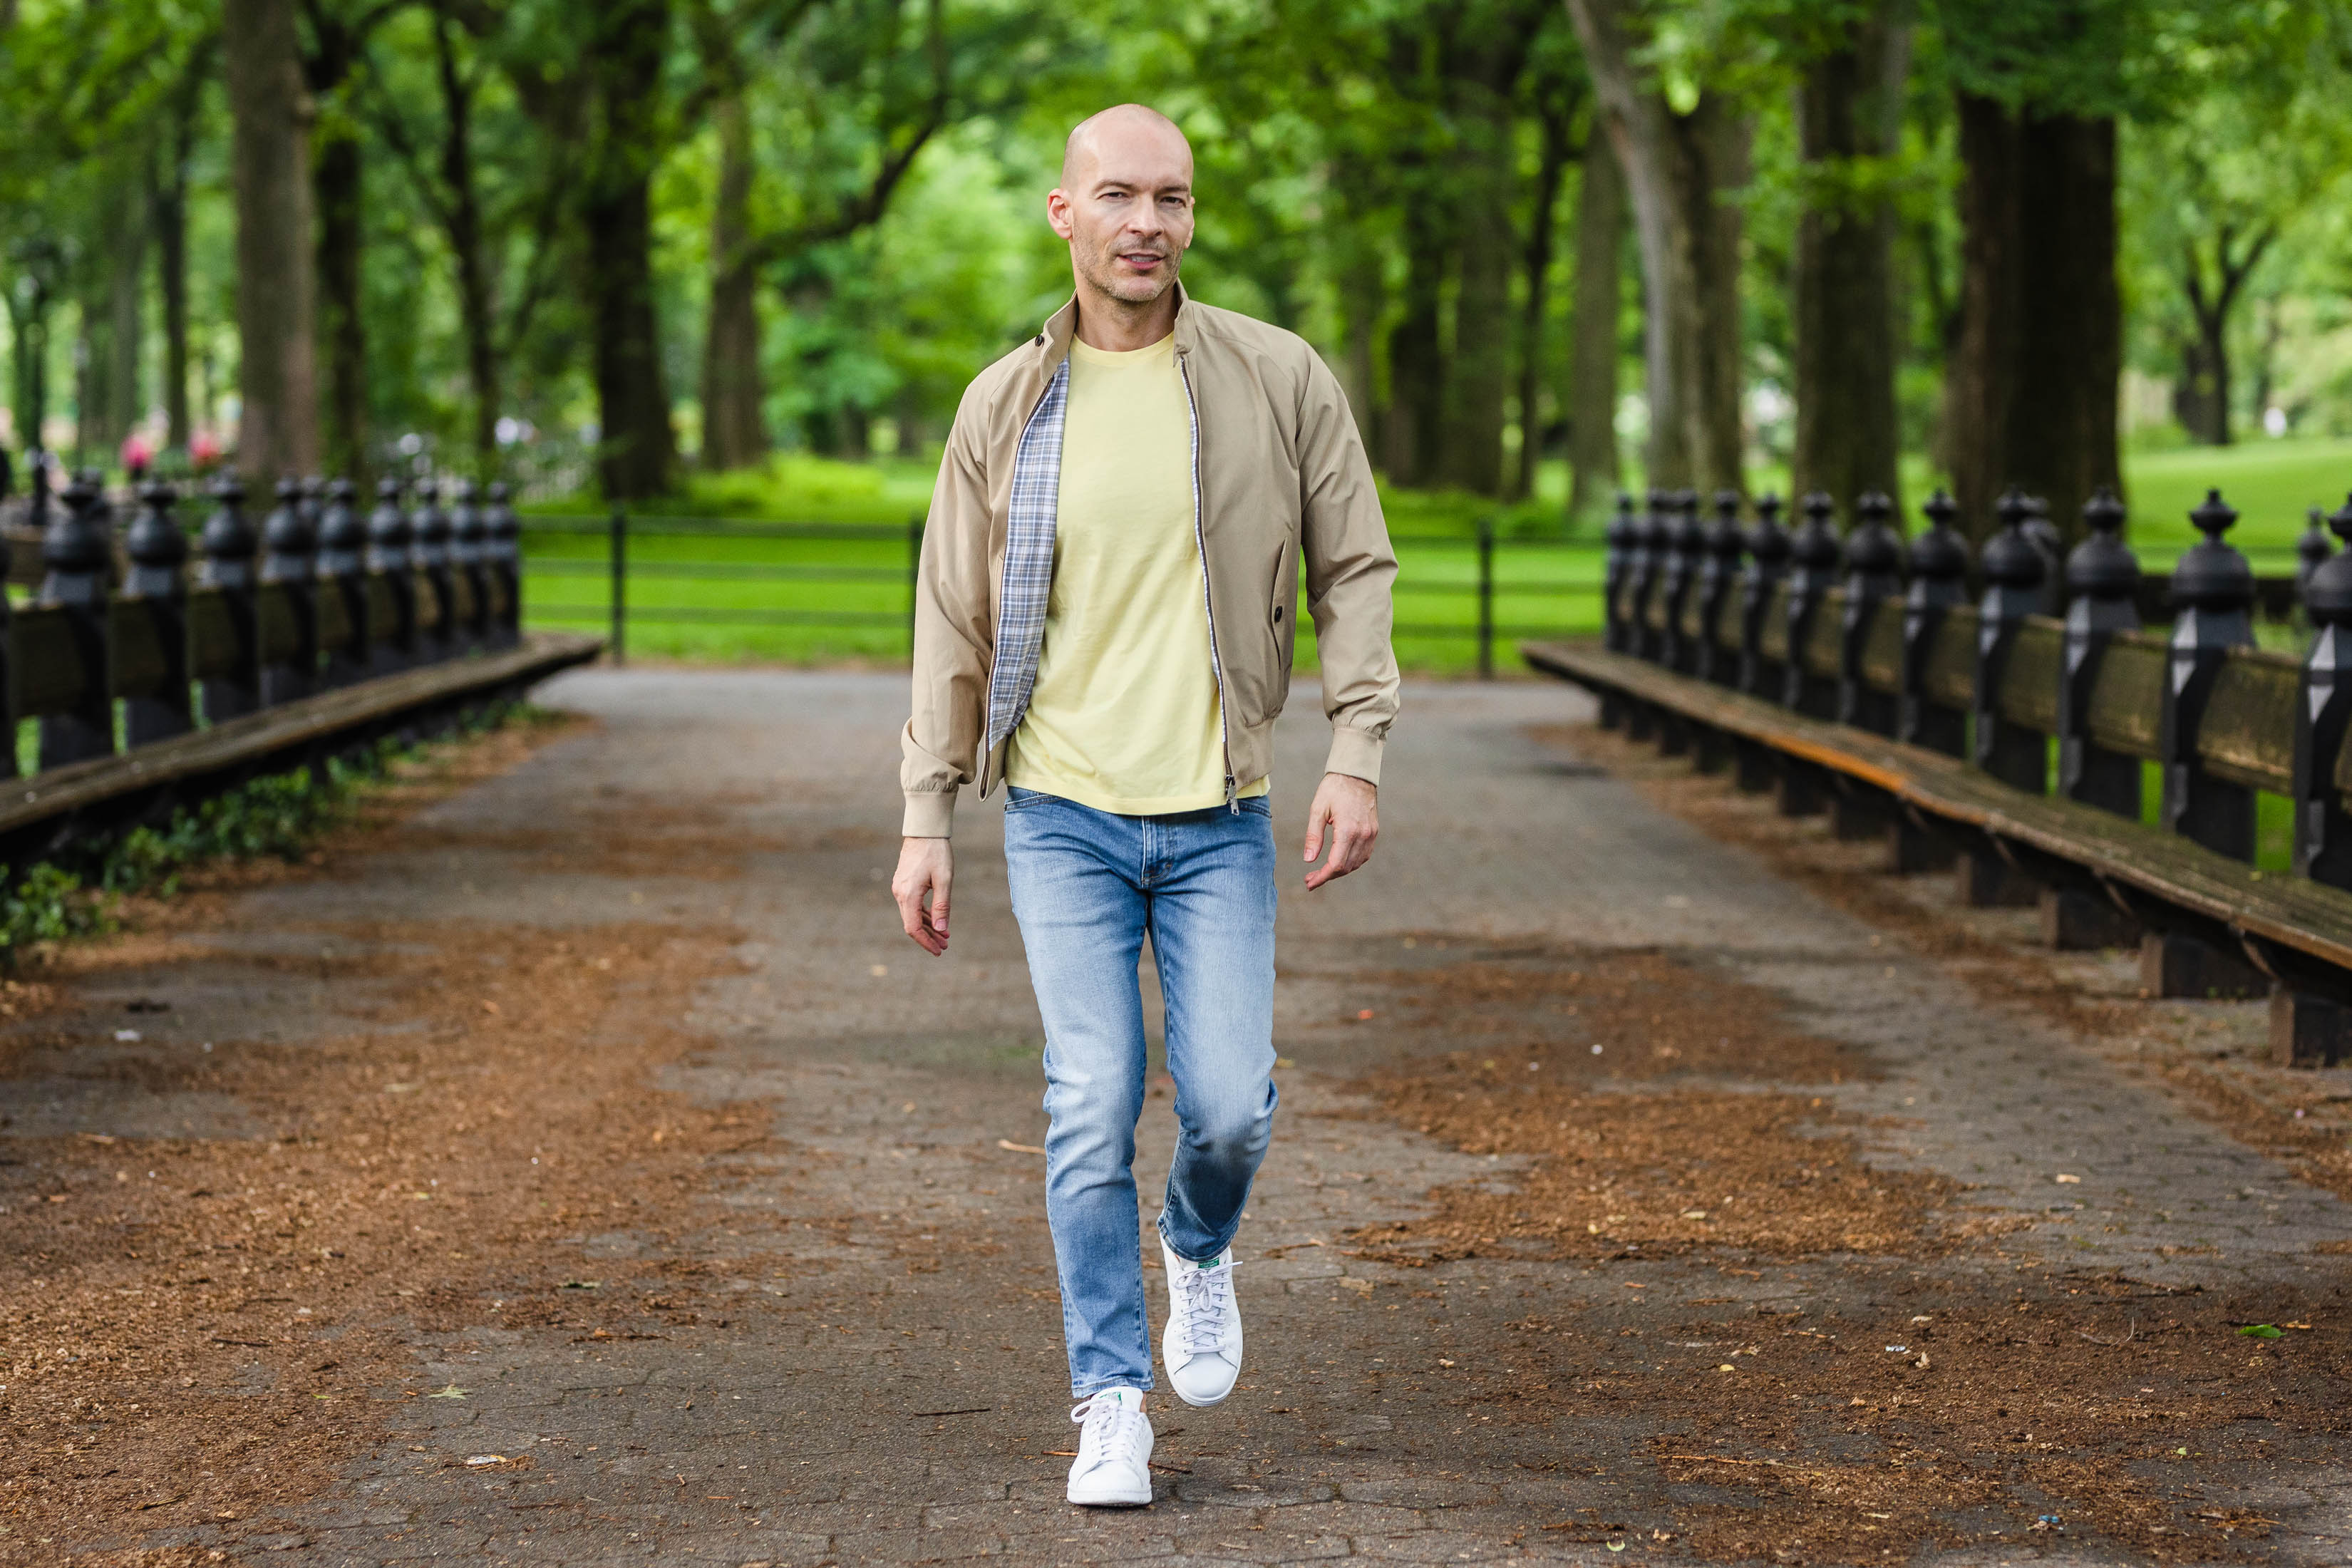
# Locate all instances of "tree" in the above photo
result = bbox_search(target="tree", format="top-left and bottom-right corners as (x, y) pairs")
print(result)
(574, 0), (677, 499)
(1437, 0), (1551, 497)
(302, 0), (411, 483)
(1564, 0), (1750, 497)
(1563, 135), (1624, 526)
(1790, 1), (1909, 510)
(2121, 41), (2350, 448)
(225, 0), (321, 480)
(688, 0), (955, 473)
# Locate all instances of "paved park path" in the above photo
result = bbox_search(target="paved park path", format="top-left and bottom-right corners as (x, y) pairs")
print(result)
(17, 670), (2352, 1566)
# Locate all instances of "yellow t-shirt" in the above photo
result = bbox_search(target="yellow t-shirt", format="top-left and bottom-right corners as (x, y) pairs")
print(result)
(1004, 334), (1269, 815)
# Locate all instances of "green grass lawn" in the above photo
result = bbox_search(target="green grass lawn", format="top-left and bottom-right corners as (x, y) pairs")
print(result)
(520, 436), (2352, 673)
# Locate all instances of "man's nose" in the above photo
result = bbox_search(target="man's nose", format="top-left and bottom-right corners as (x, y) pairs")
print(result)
(1124, 202), (1167, 242)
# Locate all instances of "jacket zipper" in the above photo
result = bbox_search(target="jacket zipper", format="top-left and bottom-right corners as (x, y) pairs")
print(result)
(1177, 351), (1238, 813)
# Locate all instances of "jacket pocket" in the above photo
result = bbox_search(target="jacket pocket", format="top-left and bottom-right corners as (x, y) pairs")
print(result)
(1265, 539), (1296, 713)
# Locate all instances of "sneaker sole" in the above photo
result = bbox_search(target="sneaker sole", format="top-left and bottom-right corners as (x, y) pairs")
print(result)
(1066, 1486), (1153, 1507)
(1165, 1375), (1234, 1409)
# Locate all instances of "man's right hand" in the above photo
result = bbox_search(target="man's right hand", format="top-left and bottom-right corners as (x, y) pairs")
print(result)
(892, 837), (954, 955)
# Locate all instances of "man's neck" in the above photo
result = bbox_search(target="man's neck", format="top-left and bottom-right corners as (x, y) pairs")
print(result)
(1072, 284), (1180, 353)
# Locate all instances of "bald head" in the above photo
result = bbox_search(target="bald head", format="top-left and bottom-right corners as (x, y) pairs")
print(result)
(1061, 104), (1192, 192)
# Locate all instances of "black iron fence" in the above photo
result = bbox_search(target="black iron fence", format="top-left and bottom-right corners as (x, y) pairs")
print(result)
(508, 506), (1599, 673)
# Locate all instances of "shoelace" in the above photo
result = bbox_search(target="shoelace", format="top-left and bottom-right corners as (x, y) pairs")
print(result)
(1170, 1259), (1239, 1357)
(1070, 1393), (1148, 1471)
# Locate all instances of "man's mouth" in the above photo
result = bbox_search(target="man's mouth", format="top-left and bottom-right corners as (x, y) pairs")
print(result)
(1118, 252), (1167, 269)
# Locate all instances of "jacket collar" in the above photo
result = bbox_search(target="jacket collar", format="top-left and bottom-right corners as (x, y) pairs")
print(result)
(1034, 281), (1196, 372)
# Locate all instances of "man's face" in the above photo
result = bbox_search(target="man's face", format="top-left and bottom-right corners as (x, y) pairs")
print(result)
(1048, 118), (1195, 309)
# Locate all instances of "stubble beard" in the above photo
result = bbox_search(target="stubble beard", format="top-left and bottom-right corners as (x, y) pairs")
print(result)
(1082, 237), (1179, 313)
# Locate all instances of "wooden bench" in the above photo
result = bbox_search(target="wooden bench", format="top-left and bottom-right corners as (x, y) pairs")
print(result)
(1524, 638), (2352, 1066)
(0, 629), (601, 874)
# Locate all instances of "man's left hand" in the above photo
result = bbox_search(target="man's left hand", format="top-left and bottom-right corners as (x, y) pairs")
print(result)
(1302, 772), (1378, 890)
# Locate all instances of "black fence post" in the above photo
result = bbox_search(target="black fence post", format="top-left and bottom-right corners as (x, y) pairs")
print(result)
(123, 480), (193, 746)
(2145, 489), (2265, 999)
(609, 505), (628, 666)
(1737, 492), (1789, 702)
(1961, 489), (2048, 907)
(319, 477), (371, 687)
(366, 478), (418, 672)
(2281, 495), (2352, 1062)
(1601, 492), (1636, 656)
(486, 481), (522, 646)
(2022, 495), (2065, 617)
(1475, 514), (1495, 681)
(2159, 489), (2256, 860)
(2040, 485), (2146, 948)
(1628, 488), (1668, 665)
(1973, 490), (2047, 790)
(1899, 490), (1969, 758)
(200, 473), (262, 722)
(2298, 505), (2334, 611)
(36, 473), (116, 768)
(411, 479), (455, 660)
(2058, 488), (2141, 818)
(1837, 491), (1903, 737)
(2293, 495), (2352, 890)
(1780, 491), (1841, 720)
(260, 475), (319, 705)
(1696, 489), (1744, 689)
(450, 478), (492, 649)
(1659, 491), (1703, 674)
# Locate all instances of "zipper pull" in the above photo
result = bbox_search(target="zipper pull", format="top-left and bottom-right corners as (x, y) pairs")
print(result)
(1227, 775), (1238, 814)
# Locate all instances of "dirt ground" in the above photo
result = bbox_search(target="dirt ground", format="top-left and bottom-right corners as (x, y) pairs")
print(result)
(4, 671), (2352, 1566)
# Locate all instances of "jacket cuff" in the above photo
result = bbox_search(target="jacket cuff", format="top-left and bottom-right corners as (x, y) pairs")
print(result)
(1324, 727), (1384, 787)
(902, 790), (956, 838)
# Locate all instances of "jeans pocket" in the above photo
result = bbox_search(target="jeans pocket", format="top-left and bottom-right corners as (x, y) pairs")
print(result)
(1005, 785), (1053, 813)
(1238, 794), (1274, 818)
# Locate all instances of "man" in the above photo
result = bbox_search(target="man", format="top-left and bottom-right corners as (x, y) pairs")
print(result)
(892, 103), (1398, 1507)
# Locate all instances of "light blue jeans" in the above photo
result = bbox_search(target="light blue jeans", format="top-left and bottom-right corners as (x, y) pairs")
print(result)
(1002, 785), (1279, 1398)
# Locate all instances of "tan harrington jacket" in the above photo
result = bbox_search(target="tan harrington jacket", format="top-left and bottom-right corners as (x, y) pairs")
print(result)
(899, 286), (1400, 837)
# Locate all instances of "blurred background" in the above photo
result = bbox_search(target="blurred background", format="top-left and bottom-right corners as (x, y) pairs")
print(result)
(4, 0), (2351, 667)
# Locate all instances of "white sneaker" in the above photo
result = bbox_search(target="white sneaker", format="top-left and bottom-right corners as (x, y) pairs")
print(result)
(1065, 1387), (1152, 1507)
(1160, 1239), (1243, 1407)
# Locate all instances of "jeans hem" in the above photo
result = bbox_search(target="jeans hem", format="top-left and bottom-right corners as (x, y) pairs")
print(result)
(1156, 1208), (1243, 1265)
(1071, 1375), (1154, 1401)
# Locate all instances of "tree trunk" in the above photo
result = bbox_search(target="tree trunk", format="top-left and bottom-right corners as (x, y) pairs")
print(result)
(1386, 192), (1448, 488)
(1337, 237), (1384, 463)
(1565, 133), (1625, 527)
(1791, 4), (1909, 511)
(699, 94), (767, 472)
(1565, 0), (1748, 496)
(150, 148), (192, 453)
(1512, 109), (1569, 502)
(1949, 95), (2120, 542)
(1684, 102), (1750, 496)
(582, 0), (676, 500)
(1441, 76), (1516, 497)
(224, 0), (319, 483)
(433, 13), (499, 468)
(314, 123), (367, 480)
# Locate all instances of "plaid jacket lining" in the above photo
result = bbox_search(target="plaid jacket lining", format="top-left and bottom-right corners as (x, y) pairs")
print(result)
(984, 357), (1070, 755)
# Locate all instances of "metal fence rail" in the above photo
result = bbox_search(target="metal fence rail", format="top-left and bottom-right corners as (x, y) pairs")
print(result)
(521, 507), (1595, 672)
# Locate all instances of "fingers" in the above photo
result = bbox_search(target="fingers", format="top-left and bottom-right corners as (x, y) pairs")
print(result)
(891, 856), (951, 956)
(1303, 808), (1326, 865)
(1303, 813), (1377, 891)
